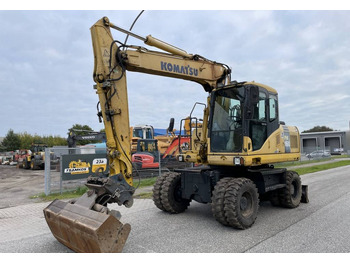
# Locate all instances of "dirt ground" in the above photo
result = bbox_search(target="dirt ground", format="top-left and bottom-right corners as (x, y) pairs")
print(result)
(0, 165), (88, 209)
(0, 165), (46, 208)
(0, 165), (153, 209)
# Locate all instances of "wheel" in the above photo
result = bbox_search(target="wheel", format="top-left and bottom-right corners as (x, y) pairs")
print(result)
(23, 159), (30, 169)
(152, 172), (168, 211)
(30, 159), (37, 170)
(211, 177), (233, 226)
(160, 172), (190, 213)
(279, 171), (302, 208)
(223, 178), (259, 229)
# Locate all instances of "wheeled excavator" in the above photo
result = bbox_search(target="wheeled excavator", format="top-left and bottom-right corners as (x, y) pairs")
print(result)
(43, 16), (308, 253)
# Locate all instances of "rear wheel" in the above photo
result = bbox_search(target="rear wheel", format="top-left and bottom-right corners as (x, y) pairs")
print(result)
(223, 178), (259, 229)
(160, 172), (190, 213)
(279, 171), (302, 208)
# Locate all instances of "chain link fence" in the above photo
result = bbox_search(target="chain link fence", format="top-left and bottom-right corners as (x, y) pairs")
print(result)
(302, 146), (332, 160)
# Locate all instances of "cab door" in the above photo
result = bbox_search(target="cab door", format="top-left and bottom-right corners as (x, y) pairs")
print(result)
(249, 90), (267, 151)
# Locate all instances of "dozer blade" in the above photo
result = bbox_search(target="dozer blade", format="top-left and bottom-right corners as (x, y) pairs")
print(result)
(43, 199), (131, 253)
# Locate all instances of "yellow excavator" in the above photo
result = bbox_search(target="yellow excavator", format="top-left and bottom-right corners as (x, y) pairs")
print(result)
(43, 16), (308, 253)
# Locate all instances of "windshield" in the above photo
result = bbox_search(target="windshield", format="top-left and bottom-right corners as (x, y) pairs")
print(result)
(210, 87), (244, 152)
(133, 128), (153, 139)
(133, 128), (143, 138)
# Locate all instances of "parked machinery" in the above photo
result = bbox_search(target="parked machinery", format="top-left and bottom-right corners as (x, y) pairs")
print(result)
(130, 125), (154, 152)
(67, 130), (107, 148)
(14, 149), (32, 168)
(23, 144), (47, 170)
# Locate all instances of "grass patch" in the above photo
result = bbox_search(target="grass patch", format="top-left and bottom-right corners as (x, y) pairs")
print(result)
(331, 155), (350, 159)
(135, 177), (157, 188)
(275, 158), (330, 168)
(30, 186), (88, 201)
(31, 177), (158, 202)
(275, 155), (349, 168)
(135, 192), (153, 199)
(293, 160), (350, 175)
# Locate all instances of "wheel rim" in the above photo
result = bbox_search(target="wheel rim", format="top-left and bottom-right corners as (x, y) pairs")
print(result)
(240, 191), (253, 217)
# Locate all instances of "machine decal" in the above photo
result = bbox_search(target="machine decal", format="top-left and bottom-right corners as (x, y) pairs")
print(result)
(102, 48), (110, 66)
(61, 153), (109, 180)
(64, 160), (91, 175)
(160, 61), (198, 76)
(282, 126), (291, 153)
(92, 158), (107, 173)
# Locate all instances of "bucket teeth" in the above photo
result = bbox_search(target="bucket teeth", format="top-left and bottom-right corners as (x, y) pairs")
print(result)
(44, 199), (131, 253)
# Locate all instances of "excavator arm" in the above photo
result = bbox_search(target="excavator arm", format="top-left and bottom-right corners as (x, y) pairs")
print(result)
(43, 16), (230, 253)
(91, 16), (230, 177)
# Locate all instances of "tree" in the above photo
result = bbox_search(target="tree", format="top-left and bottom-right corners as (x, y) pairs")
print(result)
(19, 132), (35, 149)
(1, 129), (21, 151)
(302, 126), (334, 133)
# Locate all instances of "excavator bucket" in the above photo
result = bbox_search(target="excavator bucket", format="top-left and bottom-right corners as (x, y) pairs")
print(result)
(43, 195), (131, 253)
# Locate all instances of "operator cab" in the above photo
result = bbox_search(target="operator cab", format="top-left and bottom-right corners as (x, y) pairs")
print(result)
(209, 82), (279, 153)
(132, 125), (154, 139)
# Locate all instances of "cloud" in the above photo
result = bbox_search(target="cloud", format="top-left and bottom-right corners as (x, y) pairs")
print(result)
(1, 10), (350, 138)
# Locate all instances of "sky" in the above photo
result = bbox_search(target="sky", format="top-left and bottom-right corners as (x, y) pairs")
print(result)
(1, 4), (350, 137)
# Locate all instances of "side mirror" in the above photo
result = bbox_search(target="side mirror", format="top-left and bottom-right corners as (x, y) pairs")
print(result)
(168, 118), (175, 133)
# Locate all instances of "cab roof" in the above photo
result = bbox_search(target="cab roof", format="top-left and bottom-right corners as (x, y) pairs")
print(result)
(244, 81), (278, 94)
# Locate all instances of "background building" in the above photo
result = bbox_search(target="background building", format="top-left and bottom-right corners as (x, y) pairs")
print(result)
(300, 131), (350, 154)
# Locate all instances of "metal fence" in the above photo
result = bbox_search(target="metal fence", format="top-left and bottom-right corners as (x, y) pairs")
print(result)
(44, 147), (89, 195)
(45, 145), (337, 196)
(44, 146), (171, 195)
(301, 146), (332, 160)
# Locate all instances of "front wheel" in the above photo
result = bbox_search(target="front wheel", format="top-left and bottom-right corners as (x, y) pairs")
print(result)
(223, 178), (259, 229)
(30, 159), (37, 170)
(23, 159), (30, 169)
(152, 172), (168, 211)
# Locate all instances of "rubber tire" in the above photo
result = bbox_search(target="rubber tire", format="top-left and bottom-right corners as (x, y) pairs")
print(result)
(279, 171), (302, 208)
(152, 172), (168, 211)
(223, 178), (259, 229)
(23, 159), (30, 169)
(211, 177), (234, 226)
(160, 172), (190, 213)
(31, 159), (37, 170)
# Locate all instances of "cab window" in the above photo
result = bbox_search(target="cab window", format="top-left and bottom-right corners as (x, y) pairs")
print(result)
(269, 94), (277, 121)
